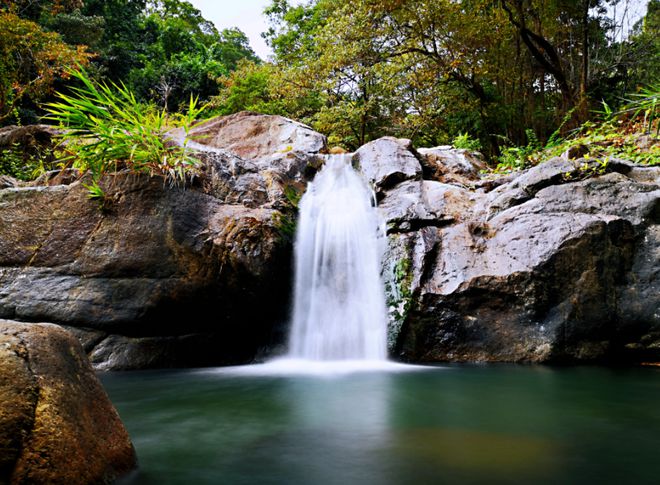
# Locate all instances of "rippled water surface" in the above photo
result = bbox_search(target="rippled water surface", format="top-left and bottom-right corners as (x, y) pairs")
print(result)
(100, 364), (660, 485)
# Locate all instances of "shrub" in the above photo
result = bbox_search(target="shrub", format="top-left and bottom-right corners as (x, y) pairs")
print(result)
(0, 145), (45, 181)
(452, 132), (482, 151)
(620, 83), (659, 136)
(45, 68), (205, 193)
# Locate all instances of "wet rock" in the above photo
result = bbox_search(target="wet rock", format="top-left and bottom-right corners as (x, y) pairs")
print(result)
(0, 125), (60, 171)
(562, 144), (589, 160)
(0, 124), (59, 150)
(634, 134), (658, 151)
(379, 181), (431, 232)
(0, 173), (291, 369)
(0, 320), (136, 484)
(0, 175), (18, 188)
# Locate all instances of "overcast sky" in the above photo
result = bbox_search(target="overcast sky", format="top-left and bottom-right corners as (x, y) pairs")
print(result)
(188, 0), (304, 60)
(189, 0), (650, 60)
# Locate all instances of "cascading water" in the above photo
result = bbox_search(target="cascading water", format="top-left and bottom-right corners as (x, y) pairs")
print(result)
(288, 154), (388, 361)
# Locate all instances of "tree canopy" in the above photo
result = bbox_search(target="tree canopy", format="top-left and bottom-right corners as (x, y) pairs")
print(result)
(0, 0), (657, 158)
(216, 0), (658, 152)
(0, 0), (259, 122)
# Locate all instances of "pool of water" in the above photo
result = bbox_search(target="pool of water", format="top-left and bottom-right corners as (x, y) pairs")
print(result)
(100, 363), (660, 485)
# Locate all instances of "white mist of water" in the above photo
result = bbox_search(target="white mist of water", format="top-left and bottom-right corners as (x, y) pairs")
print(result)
(288, 154), (388, 361)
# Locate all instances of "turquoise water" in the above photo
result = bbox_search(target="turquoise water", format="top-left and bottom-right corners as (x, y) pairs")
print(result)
(101, 364), (660, 485)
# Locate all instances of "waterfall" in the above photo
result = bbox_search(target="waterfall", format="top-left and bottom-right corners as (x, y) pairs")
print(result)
(288, 154), (388, 361)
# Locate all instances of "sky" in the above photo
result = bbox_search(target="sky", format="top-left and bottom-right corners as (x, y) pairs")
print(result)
(188, 0), (304, 60)
(189, 0), (650, 60)
(606, 0), (651, 41)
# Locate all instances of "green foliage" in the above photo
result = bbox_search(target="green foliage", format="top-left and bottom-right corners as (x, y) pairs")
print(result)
(273, 182), (304, 243)
(496, 147), (532, 171)
(0, 144), (48, 180)
(0, 11), (90, 123)
(45, 68), (205, 190)
(562, 157), (611, 182)
(263, 0), (327, 65)
(452, 133), (482, 151)
(495, 129), (542, 172)
(78, 0), (147, 81)
(82, 180), (110, 211)
(621, 83), (659, 136)
(257, 0), (659, 156)
(117, 6), (258, 111)
(495, 83), (660, 173)
(1, 0), (260, 123)
(214, 28), (260, 71)
(2, 0), (658, 169)
(283, 185), (302, 208)
(129, 49), (228, 112)
(212, 59), (323, 124)
(213, 61), (283, 116)
(47, 10), (106, 48)
(273, 211), (297, 243)
(385, 257), (414, 338)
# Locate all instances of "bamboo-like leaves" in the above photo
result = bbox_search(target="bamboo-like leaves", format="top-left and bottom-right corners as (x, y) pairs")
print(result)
(45, 68), (206, 192)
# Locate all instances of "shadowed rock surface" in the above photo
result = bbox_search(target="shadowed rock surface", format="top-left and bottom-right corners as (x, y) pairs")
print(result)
(0, 320), (136, 484)
(0, 112), (326, 370)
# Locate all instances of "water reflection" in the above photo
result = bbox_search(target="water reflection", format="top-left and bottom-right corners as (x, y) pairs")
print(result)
(102, 365), (660, 485)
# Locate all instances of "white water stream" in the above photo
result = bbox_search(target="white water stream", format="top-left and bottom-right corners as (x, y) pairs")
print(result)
(288, 154), (388, 361)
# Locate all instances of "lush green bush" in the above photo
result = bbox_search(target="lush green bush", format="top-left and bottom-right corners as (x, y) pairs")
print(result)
(45, 68), (204, 193)
(621, 83), (659, 136)
(495, 129), (542, 171)
(0, 145), (47, 181)
(493, 87), (659, 173)
(452, 132), (482, 152)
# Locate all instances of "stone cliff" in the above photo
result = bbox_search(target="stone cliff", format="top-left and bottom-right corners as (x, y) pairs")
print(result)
(0, 113), (657, 368)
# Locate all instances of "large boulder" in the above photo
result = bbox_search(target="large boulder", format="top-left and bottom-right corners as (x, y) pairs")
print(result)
(182, 110), (326, 161)
(374, 144), (660, 363)
(353, 137), (422, 190)
(417, 146), (486, 185)
(0, 113), (327, 370)
(0, 125), (60, 152)
(0, 320), (136, 484)
(173, 111), (326, 210)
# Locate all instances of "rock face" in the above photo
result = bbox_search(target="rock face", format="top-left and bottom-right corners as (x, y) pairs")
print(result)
(368, 139), (660, 363)
(0, 320), (136, 484)
(183, 110), (326, 161)
(417, 146), (486, 185)
(1, 111), (658, 366)
(0, 112), (326, 370)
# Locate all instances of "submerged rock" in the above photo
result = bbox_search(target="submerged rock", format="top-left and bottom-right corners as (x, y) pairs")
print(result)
(0, 320), (136, 484)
